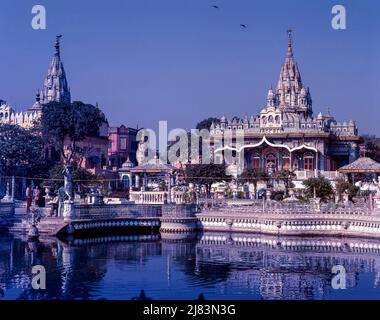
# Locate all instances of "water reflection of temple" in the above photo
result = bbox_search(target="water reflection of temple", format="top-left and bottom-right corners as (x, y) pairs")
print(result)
(1, 233), (380, 300)
(195, 233), (380, 300)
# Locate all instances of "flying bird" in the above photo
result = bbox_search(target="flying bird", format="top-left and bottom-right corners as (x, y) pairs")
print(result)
(212, 5), (219, 9)
(240, 24), (247, 28)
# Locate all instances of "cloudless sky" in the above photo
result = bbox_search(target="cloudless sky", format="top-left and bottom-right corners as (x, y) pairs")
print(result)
(0, 0), (379, 134)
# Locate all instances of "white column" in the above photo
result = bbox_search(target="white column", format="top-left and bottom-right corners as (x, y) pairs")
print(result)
(135, 174), (140, 188)
(314, 151), (318, 178)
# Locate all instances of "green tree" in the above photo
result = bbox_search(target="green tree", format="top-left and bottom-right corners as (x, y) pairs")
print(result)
(335, 178), (359, 202)
(362, 135), (380, 162)
(40, 101), (106, 164)
(0, 124), (43, 176)
(238, 168), (269, 199)
(185, 164), (231, 198)
(196, 117), (220, 131)
(273, 169), (296, 197)
(45, 163), (99, 195)
(303, 176), (334, 202)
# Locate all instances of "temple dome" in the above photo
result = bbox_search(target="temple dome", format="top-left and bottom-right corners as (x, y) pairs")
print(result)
(121, 156), (135, 169)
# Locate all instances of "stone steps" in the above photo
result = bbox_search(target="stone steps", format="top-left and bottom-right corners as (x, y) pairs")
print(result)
(8, 217), (67, 235)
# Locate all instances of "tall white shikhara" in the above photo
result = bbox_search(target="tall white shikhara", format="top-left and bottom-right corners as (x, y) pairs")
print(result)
(0, 35), (71, 128)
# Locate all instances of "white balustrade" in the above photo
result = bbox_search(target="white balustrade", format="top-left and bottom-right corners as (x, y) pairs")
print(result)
(129, 191), (187, 204)
(295, 170), (342, 180)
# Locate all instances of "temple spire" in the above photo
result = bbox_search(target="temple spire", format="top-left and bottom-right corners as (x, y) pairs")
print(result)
(55, 35), (62, 57)
(41, 35), (71, 105)
(274, 30), (313, 117)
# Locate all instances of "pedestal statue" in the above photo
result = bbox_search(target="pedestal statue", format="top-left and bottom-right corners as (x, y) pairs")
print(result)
(62, 164), (76, 221)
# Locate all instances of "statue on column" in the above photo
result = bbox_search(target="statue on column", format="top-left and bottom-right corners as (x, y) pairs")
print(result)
(57, 186), (65, 217)
(62, 162), (76, 221)
(63, 163), (74, 201)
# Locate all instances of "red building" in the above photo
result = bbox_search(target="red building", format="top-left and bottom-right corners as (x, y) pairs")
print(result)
(108, 125), (138, 168)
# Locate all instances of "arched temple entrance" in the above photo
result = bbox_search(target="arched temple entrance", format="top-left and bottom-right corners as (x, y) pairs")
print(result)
(217, 137), (319, 176)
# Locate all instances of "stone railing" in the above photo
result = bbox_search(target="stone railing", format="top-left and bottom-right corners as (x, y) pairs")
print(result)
(205, 201), (372, 216)
(320, 171), (343, 180)
(74, 203), (161, 220)
(129, 191), (188, 204)
(197, 196), (380, 238)
(196, 209), (380, 238)
(295, 170), (315, 180)
(171, 192), (188, 204)
(295, 170), (342, 180)
(161, 204), (197, 218)
(130, 191), (167, 204)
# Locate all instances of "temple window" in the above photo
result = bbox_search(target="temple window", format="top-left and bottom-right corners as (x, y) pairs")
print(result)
(252, 153), (261, 169)
(120, 137), (127, 150)
(304, 152), (314, 171)
(281, 152), (290, 170)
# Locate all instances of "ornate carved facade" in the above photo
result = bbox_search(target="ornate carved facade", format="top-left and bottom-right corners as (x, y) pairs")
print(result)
(210, 31), (361, 174)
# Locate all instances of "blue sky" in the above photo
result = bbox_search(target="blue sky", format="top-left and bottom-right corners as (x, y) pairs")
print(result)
(0, 0), (379, 134)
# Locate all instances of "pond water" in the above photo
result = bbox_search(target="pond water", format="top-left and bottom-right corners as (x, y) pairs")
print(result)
(1, 232), (380, 300)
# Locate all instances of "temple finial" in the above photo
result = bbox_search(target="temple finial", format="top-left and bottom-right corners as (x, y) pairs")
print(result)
(287, 29), (293, 56)
(55, 35), (62, 56)
(36, 89), (40, 102)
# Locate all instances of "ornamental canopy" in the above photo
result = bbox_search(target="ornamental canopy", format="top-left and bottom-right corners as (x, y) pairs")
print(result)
(338, 157), (380, 173)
